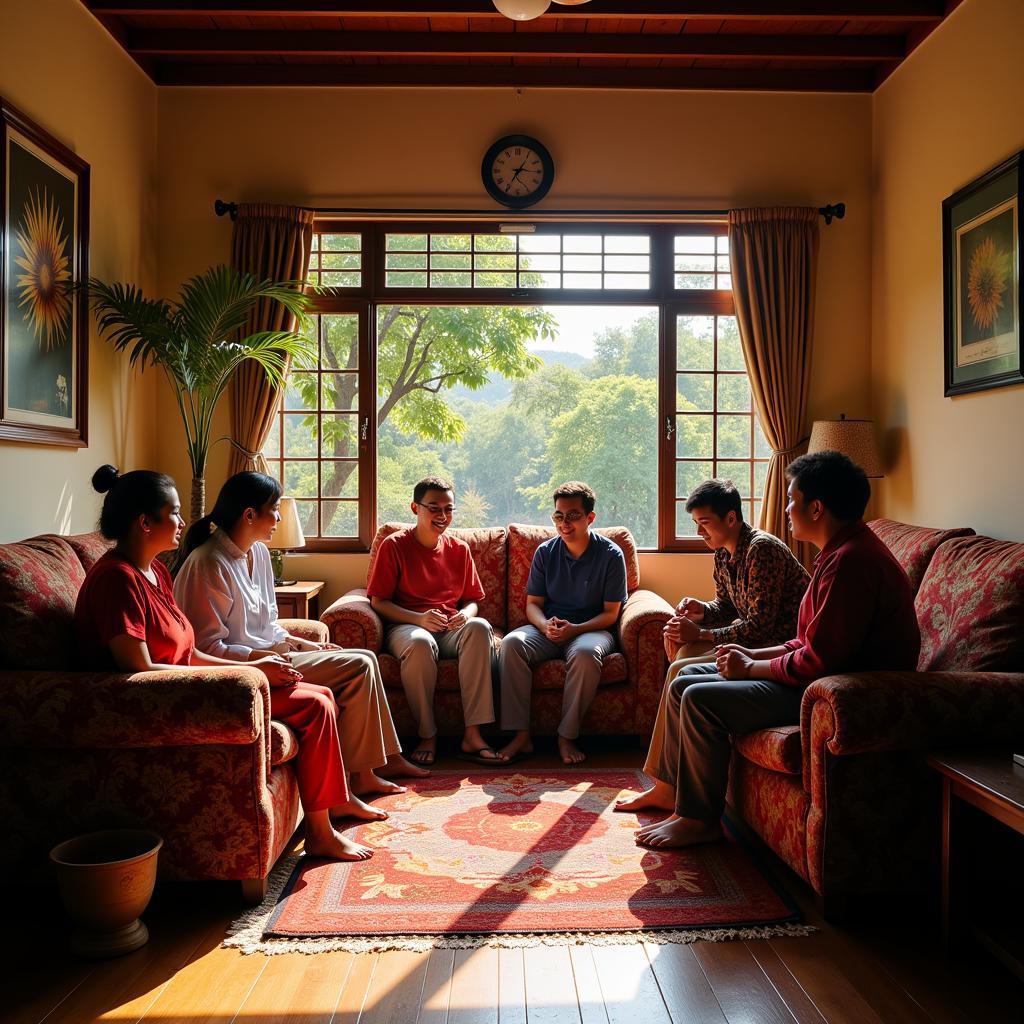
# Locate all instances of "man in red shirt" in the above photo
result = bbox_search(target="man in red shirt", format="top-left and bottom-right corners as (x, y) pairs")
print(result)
(632, 450), (921, 849)
(368, 476), (504, 767)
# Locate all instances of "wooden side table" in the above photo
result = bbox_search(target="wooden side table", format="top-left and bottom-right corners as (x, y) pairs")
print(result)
(274, 581), (325, 621)
(928, 749), (1024, 981)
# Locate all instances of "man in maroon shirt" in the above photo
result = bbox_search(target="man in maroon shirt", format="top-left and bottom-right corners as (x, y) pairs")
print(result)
(632, 450), (920, 849)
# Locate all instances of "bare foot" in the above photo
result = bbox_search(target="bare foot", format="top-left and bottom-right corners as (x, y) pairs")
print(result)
(350, 770), (407, 797)
(614, 779), (676, 814)
(496, 730), (534, 761)
(558, 735), (586, 765)
(331, 795), (388, 822)
(379, 753), (431, 779)
(304, 829), (374, 861)
(635, 816), (723, 849)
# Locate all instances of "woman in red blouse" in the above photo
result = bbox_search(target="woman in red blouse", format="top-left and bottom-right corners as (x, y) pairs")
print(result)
(75, 464), (377, 862)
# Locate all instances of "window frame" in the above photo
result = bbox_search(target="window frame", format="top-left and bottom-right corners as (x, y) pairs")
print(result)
(281, 217), (753, 553)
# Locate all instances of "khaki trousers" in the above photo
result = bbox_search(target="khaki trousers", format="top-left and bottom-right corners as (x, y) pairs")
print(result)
(288, 648), (401, 773)
(499, 624), (615, 740)
(642, 640), (717, 776)
(384, 618), (495, 738)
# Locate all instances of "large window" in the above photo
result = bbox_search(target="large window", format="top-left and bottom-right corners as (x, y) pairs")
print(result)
(263, 221), (768, 551)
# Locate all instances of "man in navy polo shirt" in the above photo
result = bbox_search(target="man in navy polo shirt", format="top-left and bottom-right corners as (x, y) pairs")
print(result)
(497, 481), (628, 765)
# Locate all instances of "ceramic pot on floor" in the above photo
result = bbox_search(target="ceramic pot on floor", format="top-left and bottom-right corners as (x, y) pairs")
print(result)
(50, 829), (163, 958)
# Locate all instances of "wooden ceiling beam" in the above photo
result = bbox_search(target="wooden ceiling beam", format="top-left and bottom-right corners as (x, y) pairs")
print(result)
(127, 29), (905, 60)
(155, 61), (876, 90)
(88, 2), (946, 22)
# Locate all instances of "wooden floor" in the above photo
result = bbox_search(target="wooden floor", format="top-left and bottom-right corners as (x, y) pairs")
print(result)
(7, 746), (1022, 1024)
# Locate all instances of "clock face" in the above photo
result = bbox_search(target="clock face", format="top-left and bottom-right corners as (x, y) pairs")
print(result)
(482, 135), (554, 209)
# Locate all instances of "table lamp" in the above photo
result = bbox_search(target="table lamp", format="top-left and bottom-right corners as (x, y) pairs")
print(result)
(807, 414), (884, 477)
(268, 496), (305, 586)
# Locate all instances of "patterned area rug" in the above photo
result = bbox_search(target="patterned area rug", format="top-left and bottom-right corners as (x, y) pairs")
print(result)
(226, 769), (812, 953)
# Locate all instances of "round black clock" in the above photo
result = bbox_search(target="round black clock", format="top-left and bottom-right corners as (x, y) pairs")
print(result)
(481, 135), (555, 209)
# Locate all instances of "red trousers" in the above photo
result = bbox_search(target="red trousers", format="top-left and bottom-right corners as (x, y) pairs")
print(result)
(270, 681), (348, 813)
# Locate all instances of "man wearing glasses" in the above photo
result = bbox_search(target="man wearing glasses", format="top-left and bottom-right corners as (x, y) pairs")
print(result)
(368, 476), (504, 767)
(498, 481), (628, 765)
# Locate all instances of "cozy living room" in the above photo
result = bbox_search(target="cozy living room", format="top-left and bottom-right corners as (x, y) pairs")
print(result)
(2, 1), (1023, 1021)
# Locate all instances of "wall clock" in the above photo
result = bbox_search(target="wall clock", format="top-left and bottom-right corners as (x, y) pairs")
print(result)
(481, 135), (555, 209)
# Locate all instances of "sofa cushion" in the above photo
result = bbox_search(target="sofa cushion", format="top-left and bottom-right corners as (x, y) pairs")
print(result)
(367, 523), (508, 631)
(916, 534), (1024, 672)
(867, 519), (975, 596)
(734, 725), (802, 775)
(0, 536), (85, 671)
(62, 531), (114, 573)
(506, 524), (640, 630)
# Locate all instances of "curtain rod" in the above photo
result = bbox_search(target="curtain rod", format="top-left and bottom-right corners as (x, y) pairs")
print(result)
(213, 199), (846, 225)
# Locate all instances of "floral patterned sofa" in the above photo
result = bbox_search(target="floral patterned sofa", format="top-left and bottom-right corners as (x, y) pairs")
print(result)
(728, 518), (1024, 917)
(0, 530), (325, 901)
(322, 523), (673, 737)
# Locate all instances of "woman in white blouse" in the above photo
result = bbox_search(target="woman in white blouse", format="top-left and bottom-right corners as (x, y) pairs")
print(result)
(174, 472), (427, 809)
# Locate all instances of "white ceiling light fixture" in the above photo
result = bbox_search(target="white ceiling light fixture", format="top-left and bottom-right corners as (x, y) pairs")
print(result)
(492, 0), (550, 21)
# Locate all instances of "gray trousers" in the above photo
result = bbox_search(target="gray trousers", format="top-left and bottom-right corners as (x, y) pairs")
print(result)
(499, 624), (614, 740)
(652, 664), (804, 820)
(384, 618), (495, 738)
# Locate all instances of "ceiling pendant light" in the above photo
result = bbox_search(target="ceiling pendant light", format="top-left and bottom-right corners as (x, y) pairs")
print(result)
(492, 0), (550, 21)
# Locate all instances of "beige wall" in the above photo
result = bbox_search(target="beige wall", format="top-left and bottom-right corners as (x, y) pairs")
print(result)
(155, 86), (872, 604)
(872, 0), (1024, 541)
(0, 0), (158, 542)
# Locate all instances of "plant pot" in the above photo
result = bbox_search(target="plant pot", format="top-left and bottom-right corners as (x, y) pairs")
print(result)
(50, 829), (163, 958)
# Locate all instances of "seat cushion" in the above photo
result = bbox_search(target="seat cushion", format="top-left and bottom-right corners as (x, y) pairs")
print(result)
(916, 534), (1024, 672)
(505, 524), (640, 631)
(0, 536), (85, 670)
(867, 519), (974, 597)
(367, 523), (508, 631)
(734, 725), (802, 775)
(61, 531), (114, 573)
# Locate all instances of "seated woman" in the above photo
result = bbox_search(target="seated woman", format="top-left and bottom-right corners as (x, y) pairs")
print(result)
(173, 471), (425, 797)
(75, 464), (373, 862)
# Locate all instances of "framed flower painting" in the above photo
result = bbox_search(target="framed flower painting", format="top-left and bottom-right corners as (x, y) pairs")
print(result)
(943, 150), (1023, 397)
(1, 98), (89, 445)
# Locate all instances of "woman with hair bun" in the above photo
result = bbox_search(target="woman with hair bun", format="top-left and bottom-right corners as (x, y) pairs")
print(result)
(173, 471), (427, 797)
(75, 465), (375, 862)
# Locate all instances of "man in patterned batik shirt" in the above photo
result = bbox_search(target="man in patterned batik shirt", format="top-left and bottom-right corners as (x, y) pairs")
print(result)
(616, 477), (808, 814)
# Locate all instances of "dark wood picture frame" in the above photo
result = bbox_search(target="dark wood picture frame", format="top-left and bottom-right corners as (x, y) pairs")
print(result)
(943, 150), (1023, 397)
(0, 97), (89, 446)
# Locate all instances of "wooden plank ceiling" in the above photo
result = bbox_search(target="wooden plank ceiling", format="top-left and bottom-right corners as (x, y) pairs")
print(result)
(82, 2), (960, 91)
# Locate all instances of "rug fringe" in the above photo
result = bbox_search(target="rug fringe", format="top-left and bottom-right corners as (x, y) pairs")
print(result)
(222, 853), (816, 956)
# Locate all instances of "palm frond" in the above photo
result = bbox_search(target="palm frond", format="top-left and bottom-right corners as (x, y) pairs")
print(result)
(84, 279), (179, 375)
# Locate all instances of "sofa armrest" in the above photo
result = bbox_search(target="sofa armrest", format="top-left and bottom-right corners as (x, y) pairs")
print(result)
(280, 618), (330, 644)
(0, 666), (271, 752)
(321, 588), (384, 652)
(618, 589), (674, 734)
(801, 670), (1024, 793)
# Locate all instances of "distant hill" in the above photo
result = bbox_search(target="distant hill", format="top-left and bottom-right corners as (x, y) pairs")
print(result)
(449, 349), (589, 404)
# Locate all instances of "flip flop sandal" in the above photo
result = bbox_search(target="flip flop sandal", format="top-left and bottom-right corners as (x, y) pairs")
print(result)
(457, 746), (508, 766)
(410, 747), (436, 766)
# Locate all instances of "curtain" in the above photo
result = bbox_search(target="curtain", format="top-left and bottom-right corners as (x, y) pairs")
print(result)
(228, 203), (315, 476)
(728, 207), (819, 563)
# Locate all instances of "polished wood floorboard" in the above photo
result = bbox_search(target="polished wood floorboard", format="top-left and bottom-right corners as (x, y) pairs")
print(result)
(7, 744), (1022, 1024)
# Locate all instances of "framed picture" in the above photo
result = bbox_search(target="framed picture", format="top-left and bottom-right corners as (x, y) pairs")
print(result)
(1, 98), (89, 445)
(943, 150), (1023, 397)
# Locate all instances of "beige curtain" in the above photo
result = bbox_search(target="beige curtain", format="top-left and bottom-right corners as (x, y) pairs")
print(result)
(728, 207), (819, 563)
(228, 203), (315, 476)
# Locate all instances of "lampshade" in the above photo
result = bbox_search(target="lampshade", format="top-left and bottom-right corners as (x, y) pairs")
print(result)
(268, 497), (306, 550)
(807, 415), (885, 478)
(493, 0), (550, 21)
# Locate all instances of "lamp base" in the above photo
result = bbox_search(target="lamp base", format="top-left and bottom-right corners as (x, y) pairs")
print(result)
(269, 547), (288, 586)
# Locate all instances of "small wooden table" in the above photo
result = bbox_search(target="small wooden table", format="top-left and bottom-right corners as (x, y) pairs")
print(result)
(928, 749), (1024, 980)
(274, 581), (325, 621)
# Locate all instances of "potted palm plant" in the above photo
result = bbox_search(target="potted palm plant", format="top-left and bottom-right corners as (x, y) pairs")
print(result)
(86, 265), (314, 523)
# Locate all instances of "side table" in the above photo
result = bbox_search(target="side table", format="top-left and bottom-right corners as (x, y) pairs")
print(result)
(274, 581), (325, 622)
(928, 749), (1024, 981)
